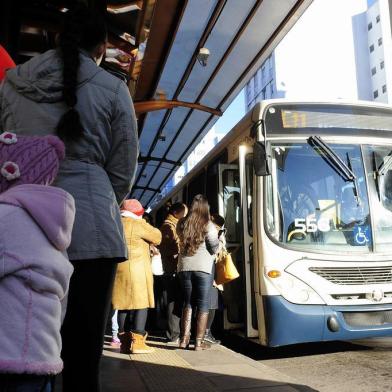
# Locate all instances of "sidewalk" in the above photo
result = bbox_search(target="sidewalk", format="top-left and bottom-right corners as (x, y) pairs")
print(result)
(101, 338), (318, 392)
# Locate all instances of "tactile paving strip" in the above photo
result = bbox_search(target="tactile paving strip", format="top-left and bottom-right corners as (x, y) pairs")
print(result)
(130, 347), (218, 392)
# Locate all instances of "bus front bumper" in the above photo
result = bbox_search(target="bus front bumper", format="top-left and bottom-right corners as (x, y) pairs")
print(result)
(263, 295), (392, 347)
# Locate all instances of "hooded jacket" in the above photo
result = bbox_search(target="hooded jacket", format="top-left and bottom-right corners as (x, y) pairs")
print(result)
(0, 49), (138, 261)
(0, 184), (75, 375)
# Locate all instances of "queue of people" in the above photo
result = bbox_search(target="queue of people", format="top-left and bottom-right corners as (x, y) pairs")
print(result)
(0, 5), (229, 392)
(110, 196), (226, 353)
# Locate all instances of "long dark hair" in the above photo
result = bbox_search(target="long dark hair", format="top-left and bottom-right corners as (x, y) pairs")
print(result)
(57, 5), (107, 142)
(178, 195), (210, 256)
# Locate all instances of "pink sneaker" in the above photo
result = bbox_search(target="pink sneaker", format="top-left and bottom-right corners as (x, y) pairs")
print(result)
(111, 336), (121, 347)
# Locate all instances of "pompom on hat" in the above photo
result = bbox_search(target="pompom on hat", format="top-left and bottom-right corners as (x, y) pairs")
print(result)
(0, 132), (65, 193)
(122, 199), (145, 216)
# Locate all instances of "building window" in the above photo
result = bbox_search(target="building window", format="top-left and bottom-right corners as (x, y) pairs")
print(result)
(383, 85), (387, 94)
(368, 22), (372, 30)
(374, 90), (379, 98)
(246, 84), (252, 100)
(378, 37), (383, 46)
(371, 67), (377, 76)
(380, 60), (385, 69)
(370, 44), (374, 53)
(376, 15), (380, 23)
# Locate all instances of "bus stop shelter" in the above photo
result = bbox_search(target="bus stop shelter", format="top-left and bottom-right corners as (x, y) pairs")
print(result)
(0, 0), (312, 207)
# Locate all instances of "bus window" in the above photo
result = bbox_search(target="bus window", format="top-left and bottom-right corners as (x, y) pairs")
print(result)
(207, 152), (228, 214)
(245, 154), (253, 236)
(187, 170), (206, 204)
(222, 169), (241, 243)
(206, 163), (219, 214)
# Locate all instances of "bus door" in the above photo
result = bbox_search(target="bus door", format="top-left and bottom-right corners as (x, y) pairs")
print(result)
(218, 163), (255, 336)
(238, 146), (259, 338)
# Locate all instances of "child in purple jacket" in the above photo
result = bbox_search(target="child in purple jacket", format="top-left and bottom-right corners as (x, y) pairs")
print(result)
(0, 132), (75, 391)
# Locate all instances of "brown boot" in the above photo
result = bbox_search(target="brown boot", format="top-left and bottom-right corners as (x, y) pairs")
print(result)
(131, 332), (155, 354)
(118, 332), (132, 354)
(179, 307), (192, 349)
(194, 311), (211, 351)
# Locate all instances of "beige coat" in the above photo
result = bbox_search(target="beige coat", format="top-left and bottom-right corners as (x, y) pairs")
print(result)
(112, 217), (162, 310)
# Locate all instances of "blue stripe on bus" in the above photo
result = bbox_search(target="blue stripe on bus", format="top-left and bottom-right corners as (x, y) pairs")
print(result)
(263, 296), (392, 347)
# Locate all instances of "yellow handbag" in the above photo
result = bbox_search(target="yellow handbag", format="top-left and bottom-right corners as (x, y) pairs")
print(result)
(215, 248), (240, 285)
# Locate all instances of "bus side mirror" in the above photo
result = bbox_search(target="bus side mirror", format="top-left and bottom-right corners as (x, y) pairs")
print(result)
(254, 141), (271, 176)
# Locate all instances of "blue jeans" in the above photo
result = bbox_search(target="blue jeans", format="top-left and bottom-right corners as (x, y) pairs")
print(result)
(111, 309), (119, 337)
(178, 270), (213, 312)
(0, 374), (52, 392)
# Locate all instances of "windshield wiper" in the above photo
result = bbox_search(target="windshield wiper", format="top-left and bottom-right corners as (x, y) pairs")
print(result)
(377, 151), (392, 176)
(374, 150), (392, 201)
(308, 136), (360, 204)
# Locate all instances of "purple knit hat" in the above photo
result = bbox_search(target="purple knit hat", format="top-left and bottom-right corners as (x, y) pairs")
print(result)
(0, 132), (65, 193)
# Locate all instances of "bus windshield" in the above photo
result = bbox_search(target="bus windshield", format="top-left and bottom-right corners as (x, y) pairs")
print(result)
(363, 145), (392, 252)
(265, 142), (372, 252)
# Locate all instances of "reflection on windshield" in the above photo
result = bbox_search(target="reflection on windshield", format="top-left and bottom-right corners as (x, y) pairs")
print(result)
(266, 143), (371, 252)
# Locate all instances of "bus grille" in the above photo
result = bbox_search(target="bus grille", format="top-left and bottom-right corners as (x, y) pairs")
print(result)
(343, 310), (392, 327)
(309, 266), (392, 285)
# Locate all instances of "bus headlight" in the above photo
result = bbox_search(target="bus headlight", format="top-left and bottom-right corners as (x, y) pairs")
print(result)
(265, 270), (325, 305)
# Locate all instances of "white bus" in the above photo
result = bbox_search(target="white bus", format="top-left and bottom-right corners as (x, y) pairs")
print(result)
(152, 100), (392, 346)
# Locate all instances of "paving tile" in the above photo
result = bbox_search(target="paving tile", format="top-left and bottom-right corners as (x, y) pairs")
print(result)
(129, 347), (217, 392)
(101, 351), (148, 392)
(195, 363), (286, 382)
(206, 374), (288, 391)
(228, 386), (299, 392)
(176, 347), (241, 366)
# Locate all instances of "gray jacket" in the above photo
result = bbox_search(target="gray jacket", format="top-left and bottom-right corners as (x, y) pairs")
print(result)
(177, 221), (220, 274)
(0, 50), (138, 261)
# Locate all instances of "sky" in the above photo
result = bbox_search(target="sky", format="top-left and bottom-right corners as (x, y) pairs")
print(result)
(274, 0), (369, 101)
(214, 89), (246, 135)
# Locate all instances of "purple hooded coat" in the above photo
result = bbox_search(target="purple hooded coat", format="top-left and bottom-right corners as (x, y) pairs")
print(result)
(0, 184), (75, 375)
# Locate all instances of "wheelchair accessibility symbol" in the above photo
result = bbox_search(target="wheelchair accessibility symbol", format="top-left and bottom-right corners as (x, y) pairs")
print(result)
(353, 225), (371, 246)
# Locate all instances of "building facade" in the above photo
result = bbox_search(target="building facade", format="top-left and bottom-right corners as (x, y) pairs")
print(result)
(245, 0), (392, 110)
(366, 0), (392, 102)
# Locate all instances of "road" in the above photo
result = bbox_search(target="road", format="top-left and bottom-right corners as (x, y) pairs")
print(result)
(222, 336), (392, 392)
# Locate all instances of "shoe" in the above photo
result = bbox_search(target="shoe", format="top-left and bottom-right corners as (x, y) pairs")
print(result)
(166, 337), (180, 347)
(110, 336), (121, 347)
(179, 307), (192, 349)
(194, 311), (211, 351)
(204, 330), (221, 345)
(131, 332), (155, 354)
(118, 332), (132, 354)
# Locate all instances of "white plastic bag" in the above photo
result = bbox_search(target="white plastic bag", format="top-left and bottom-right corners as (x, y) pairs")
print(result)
(151, 253), (164, 276)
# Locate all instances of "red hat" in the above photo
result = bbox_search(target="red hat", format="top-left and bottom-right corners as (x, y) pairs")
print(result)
(0, 46), (15, 82)
(122, 199), (144, 216)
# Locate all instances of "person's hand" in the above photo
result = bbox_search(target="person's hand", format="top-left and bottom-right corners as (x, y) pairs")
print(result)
(150, 245), (160, 256)
(218, 228), (226, 238)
